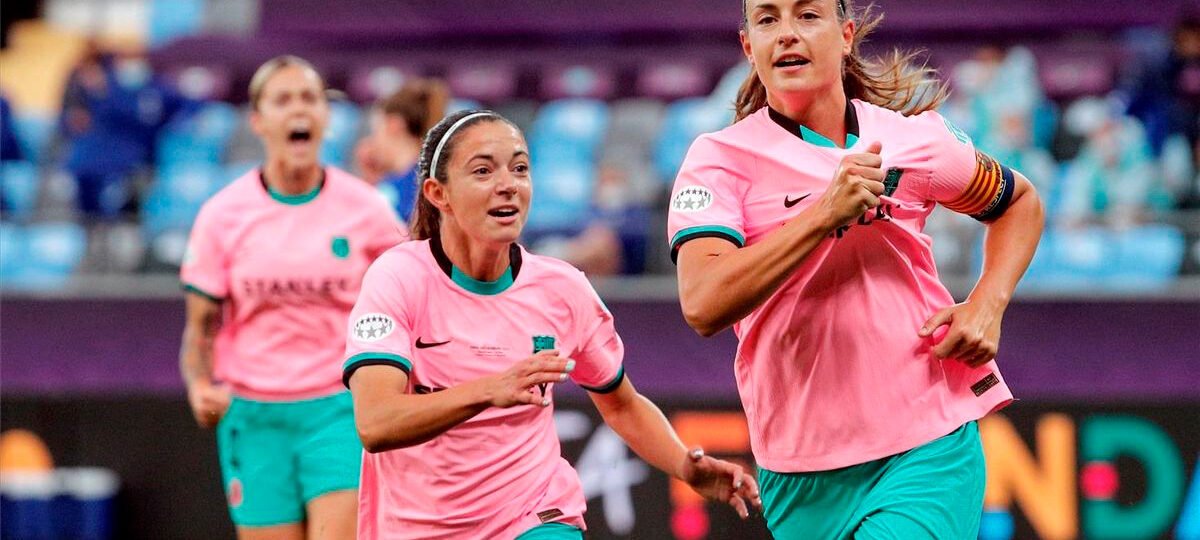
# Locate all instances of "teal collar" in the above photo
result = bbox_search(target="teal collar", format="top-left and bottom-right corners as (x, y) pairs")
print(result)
(429, 234), (522, 296)
(261, 168), (325, 205)
(450, 266), (514, 295)
(767, 101), (860, 149)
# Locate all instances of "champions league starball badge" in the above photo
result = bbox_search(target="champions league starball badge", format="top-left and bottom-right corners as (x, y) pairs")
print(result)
(672, 186), (714, 213)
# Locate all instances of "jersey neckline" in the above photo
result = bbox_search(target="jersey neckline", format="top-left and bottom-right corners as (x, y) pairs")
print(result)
(259, 167), (326, 206)
(428, 234), (523, 296)
(766, 100), (861, 149)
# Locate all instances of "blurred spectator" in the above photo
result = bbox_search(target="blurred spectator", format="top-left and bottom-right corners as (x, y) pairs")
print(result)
(531, 162), (650, 275)
(1122, 15), (1200, 154)
(59, 41), (193, 220)
(986, 106), (1060, 210)
(943, 46), (1047, 153)
(1059, 98), (1163, 229)
(1, 93), (23, 162)
(355, 78), (449, 221)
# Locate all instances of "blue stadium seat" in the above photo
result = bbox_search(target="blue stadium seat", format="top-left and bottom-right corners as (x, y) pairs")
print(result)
(524, 160), (595, 233)
(997, 227), (1111, 292)
(11, 113), (55, 165)
(320, 101), (363, 170)
(447, 99), (483, 115)
(529, 99), (609, 165)
(4, 222), (87, 290)
(654, 97), (731, 183)
(143, 163), (224, 237)
(157, 102), (239, 169)
(147, 0), (204, 47)
(1, 160), (39, 221)
(0, 221), (22, 281)
(1108, 225), (1185, 290)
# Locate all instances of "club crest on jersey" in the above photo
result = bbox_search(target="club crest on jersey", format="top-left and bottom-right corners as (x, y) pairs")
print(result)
(331, 236), (350, 259)
(671, 186), (713, 213)
(352, 313), (395, 342)
(883, 168), (904, 197)
(532, 335), (556, 353)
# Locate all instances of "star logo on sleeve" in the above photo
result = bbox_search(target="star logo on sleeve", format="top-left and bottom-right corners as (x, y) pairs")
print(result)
(671, 186), (714, 213)
(352, 313), (396, 343)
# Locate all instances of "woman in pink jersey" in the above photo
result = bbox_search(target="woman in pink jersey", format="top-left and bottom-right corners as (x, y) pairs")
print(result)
(343, 109), (761, 539)
(669, 1), (1045, 538)
(180, 56), (405, 539)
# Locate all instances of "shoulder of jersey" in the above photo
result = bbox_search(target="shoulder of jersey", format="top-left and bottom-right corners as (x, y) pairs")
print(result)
(197, 168), (261, 214)
(856, 100), (947, 131)
(325, 166), (392, 203)
(519, 249), (590, 290)
(370, 239), (431, 276)
(705, 112), (764, 145)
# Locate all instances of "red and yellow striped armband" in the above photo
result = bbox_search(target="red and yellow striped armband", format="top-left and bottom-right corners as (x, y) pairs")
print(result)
(941, 151), (1016, 221)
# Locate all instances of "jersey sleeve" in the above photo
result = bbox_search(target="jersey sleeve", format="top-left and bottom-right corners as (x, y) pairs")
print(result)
(566, 272), (625, 394)
(921, 111), (1016, 222)
(666, 135), (748, 263)
(342, 257), (415, 388)
(180, 203), (229, 301)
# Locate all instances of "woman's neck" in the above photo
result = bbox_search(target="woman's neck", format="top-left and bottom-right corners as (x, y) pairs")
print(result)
(768, 86), (848, 145)
(263, 159), (322, 195)
(438, 224), (510, 282)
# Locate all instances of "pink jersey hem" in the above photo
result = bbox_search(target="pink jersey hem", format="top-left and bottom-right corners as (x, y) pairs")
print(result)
(755, 391), (1012, 473)
(230, 381), (347, 403)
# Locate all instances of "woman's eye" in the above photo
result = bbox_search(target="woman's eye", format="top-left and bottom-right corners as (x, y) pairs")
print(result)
(757, 16), (776, 25)
(801, 12), (819, 20)
(514, 164), (529, 173)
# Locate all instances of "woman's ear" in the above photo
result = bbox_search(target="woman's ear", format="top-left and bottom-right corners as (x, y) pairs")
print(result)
(423, 177), (451, 215)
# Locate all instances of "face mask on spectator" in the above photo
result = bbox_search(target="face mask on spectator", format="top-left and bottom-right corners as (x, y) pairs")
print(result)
(115, 59), (151, 89)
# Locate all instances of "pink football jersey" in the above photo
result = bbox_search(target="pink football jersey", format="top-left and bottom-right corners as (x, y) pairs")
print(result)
(343, 238), (624, 539)
(182, 167), (406, 401)
(668, 101), (1014, 472)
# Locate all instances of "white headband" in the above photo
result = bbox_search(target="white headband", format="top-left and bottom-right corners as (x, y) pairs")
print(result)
(430, 112), (494, 177)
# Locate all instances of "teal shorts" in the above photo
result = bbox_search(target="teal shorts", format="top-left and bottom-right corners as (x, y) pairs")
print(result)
(514, 522), (584, 540)
(759, 421), (985, 540)
(216, 391), (362, 527)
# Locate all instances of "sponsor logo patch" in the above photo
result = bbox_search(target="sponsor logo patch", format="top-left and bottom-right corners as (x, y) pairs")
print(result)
(972, 373), (1000, 397)
(353, 313), (395, 342)
(671, 186), (714, 213)
(537, 508), (564, 523)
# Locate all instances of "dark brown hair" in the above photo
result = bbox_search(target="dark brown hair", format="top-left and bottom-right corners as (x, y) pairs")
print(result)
(734, 0), (948, 121)
(378, 78), (450, 139)
(411, 110), (520, 240)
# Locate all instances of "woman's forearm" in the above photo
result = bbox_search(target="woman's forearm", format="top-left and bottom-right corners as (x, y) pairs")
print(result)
(969, 173), (1045, 305)
(591, 379), (689, 479)
(678, 207), (834, 336)
(352, 374), (493, 453)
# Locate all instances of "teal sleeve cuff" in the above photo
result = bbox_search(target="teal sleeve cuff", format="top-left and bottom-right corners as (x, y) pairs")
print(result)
(579, 366), (626, 394)
(669, 225), (745, 263)
(181, 283), (224, 302)
(343, 352), (413, 388)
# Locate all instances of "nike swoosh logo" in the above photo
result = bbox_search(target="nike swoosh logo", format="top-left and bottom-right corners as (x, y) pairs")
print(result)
(415, 338), (450, 349)
(784, 193), (812, 208)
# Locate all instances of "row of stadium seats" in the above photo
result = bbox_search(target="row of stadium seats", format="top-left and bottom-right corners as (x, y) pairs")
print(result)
(982, 225), (1188, 292)
(1, 218), (1186, 292)
(3, 95), (729, 231)
(0, 222), (87, 290)
(158, 43), (1125, 107)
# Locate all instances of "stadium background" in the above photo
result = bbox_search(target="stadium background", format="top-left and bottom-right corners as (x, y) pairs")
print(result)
(1, 0), (1198, 538)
